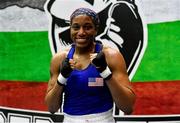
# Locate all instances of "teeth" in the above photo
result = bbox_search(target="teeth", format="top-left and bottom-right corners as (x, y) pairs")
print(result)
(76, 39), (86, 41)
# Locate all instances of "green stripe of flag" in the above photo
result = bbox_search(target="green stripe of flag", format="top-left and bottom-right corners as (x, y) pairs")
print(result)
(0, 21), (179, 82)
(0, 31), (51, 82)
(132, 21), (180, 82)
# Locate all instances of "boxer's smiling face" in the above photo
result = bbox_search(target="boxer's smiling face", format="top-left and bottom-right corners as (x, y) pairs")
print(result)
(70, 15), (97, 48)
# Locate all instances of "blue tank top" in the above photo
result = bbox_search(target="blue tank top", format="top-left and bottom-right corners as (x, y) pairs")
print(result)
(63, 42), (113, 115)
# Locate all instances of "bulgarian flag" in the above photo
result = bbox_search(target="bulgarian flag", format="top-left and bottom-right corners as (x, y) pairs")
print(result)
(0, 0), (179, 115)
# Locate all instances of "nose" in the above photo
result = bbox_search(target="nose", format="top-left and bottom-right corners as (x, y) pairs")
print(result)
(78, 27), (85, 36)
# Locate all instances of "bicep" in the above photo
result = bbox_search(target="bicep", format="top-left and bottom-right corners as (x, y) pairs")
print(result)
(46, 71), (59, 93)
(46, 54), (62, 93)
(106, 50), (131, 86)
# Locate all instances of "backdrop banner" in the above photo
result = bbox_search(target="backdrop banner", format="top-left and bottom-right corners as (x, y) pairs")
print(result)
(1, 106), (180, 123)
(0, 0), (180, 122)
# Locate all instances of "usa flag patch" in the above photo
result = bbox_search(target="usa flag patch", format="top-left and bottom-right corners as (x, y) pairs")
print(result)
(88, 77), (104, 87)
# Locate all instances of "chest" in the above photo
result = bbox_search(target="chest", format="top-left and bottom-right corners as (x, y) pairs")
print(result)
(65, 65), (105, 93)
(73, 56), (91, 70)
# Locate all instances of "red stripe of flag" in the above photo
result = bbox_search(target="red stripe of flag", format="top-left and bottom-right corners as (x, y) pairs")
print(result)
(0, 80), (180, 115)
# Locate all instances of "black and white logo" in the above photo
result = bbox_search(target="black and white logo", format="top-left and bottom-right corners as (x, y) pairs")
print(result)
(44, 0), (147, 80)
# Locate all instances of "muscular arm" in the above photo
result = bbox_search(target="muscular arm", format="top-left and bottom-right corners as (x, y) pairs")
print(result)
(44, 52), (66, 114)
(104, 48), (136, 114)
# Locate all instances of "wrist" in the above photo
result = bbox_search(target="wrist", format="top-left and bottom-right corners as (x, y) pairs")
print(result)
(57, 73), (67, 86)
(100, 66), (112, 80)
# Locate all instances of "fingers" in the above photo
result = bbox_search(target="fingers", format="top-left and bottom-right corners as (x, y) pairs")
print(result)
(69, 53), (99, 69)
(69, 59), (76, 69)
(69, 59), (81, 69)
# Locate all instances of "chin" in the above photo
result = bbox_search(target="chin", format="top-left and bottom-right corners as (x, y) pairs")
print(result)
(76, 42), (92, 48)
(76, 43), (88, 48)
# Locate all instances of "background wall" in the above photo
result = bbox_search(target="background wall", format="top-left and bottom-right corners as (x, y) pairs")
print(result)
(0, 0), (180, 116)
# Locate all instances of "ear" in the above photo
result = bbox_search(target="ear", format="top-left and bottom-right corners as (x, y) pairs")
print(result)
(94, 30), (98, 36)
(95, 25), (99, 35)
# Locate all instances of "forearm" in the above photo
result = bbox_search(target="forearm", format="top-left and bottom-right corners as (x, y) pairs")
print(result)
(91, 48), (136, 113)
(106, 77), (136, 114)
(45, 83), (63, 114)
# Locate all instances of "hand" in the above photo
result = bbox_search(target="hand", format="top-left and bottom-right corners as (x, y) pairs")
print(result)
(91, 52), (112, 80)
(91, 52), (107, 72)
(57, 58), (73, 86)
(61, 58), (73, 78)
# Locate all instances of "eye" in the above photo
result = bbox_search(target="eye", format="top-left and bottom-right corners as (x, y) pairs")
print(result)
(71, 24), (80, 30)
(84, 25), (93, 30)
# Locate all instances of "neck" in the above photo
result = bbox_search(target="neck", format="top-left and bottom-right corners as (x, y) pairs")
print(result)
(75, 42), (95, 55)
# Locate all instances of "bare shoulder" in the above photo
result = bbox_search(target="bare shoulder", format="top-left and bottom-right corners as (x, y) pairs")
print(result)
(51, 49), (69, 64)
(51, 52), (65, 64)
(50, 49), (69, 73)
(103, 46), (127, 69)
(103, 46), (124, 60)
